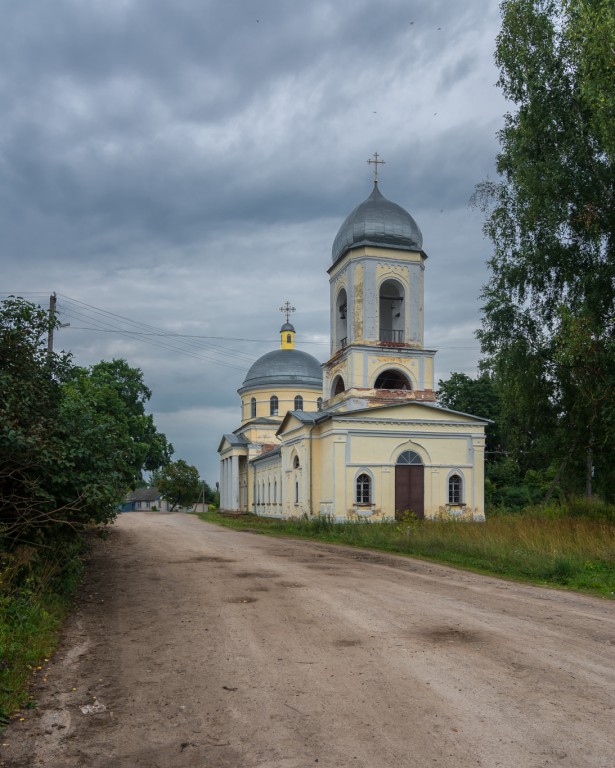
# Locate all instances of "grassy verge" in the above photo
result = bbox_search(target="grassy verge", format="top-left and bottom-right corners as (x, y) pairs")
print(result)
(198, 509), (615, 598)
(0, 543), (85, 726)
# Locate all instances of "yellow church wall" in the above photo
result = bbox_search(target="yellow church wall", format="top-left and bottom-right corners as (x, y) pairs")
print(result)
(424, 356), (434, 390)
(269, 400), (487, 521)
(249, 408), (486, 522)
(308, 410), (486, 521)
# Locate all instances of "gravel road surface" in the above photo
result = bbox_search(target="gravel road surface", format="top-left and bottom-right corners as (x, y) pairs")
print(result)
(2, 512), (614, 768)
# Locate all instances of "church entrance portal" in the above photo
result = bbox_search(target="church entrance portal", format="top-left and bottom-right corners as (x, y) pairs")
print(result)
(395, 451), (424, 519)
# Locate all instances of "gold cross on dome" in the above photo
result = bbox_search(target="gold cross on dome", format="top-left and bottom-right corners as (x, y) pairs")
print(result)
(279, 301), (296, 323)
(367, 152), (386, 183)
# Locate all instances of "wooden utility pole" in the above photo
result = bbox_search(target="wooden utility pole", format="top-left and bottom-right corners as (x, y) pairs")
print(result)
(47, 292), (57, 357)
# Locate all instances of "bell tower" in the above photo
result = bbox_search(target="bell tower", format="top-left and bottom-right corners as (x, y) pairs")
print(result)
(323, 156), (436, 409)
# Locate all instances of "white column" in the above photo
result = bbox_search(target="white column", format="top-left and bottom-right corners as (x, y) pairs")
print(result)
(220, 460), (226, 509)
(226, 458), (232, 512)
(231, 455), (239, 511)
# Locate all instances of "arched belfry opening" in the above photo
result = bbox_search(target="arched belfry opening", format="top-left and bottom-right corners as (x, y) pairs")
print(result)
(335, 288), (348, 350)
(379, 279), (404, 343)
(332, 375), (345, 397)
(374, 369), (411, 390)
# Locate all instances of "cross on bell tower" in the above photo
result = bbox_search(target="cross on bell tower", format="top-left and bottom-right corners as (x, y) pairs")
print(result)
(367, 152), (385, 184)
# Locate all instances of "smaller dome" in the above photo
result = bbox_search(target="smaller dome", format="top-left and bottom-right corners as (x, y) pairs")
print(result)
(280, 322), (295, 332)
(332, 183), (423, 264)
(239, 349), (322, 392)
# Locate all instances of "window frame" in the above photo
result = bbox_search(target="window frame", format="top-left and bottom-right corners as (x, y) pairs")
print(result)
(355, 473), (371, 505)
(448, 473), (463, 504)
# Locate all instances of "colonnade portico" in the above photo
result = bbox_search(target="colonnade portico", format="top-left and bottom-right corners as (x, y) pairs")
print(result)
(219, 454), (240, 512)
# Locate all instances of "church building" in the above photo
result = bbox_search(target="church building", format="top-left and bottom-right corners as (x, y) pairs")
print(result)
(218, 159), (487, 521)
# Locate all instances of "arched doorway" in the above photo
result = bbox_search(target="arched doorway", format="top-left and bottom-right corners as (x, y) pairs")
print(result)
(395, 450), (424, 520)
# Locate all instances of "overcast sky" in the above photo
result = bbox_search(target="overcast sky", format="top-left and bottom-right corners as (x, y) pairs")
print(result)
(2, 0), (509, 485)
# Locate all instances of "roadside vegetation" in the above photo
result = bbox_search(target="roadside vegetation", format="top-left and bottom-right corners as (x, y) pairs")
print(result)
(200, 500), (615, 598)
(0, 297), (174, 725)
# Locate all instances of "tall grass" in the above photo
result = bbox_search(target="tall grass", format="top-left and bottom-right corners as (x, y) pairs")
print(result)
(200, 506), (615, 597)
(0, 542), (85, 725)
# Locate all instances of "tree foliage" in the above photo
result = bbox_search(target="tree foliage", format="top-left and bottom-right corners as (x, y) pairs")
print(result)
(0, 298), (172, 549)
(475, 0), (615, 499)
(152, 460), (202, 511)
(436, 372), (502, 461)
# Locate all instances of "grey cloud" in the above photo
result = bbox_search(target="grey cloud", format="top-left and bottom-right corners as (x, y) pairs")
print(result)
(1, 0), (505, 481)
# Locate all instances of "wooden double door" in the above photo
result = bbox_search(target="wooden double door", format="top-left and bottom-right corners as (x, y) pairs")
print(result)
(394, 465), (424, 520)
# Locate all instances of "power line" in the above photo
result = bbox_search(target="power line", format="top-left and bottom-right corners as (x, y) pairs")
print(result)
(56, 298), (250, 372)
(1, 293), (479, 348)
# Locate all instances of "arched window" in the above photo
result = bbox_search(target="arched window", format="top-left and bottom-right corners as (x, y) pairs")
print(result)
(332, 375), (345, 397)
(270, 395), (279, 416)
(336, 288), (348, 350)
(356, 473), (371, 504)
(293, 455), (300, 469)
(397, 450), (423, 465)
(374, 369), (411, 390)
(286, 333), (292, 343)
(317, 397), (323, 410)
(250, 397), (256, 418)
(448, 474), (463, 504)
(294, 395), (303, 411)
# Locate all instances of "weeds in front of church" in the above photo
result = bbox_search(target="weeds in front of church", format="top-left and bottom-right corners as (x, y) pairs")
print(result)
(199, 504), (615, 598)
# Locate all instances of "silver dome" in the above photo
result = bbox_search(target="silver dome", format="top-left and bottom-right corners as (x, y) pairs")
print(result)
(332, 183), (423, 264)
(239, 349), (323, 392)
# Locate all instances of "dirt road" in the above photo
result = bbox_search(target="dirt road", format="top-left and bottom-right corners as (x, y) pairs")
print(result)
(2, 513), (614, 767)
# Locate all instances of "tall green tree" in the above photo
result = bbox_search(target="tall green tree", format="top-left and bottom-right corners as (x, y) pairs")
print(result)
(67, 359), (173, 482)
(475, 0), (615, 499)
(0, 298), (173, 547)
(152, 460), (202, 511)
(437, 372), (502, 462)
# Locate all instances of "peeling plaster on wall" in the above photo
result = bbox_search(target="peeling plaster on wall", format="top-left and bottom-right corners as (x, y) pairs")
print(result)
(353, 263), (363, 341)
(364, 260), (377, 340)
(409, 262), (422, 344)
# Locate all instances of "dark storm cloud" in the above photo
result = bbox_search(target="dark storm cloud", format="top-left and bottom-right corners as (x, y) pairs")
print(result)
(1, 0), (506, 480)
